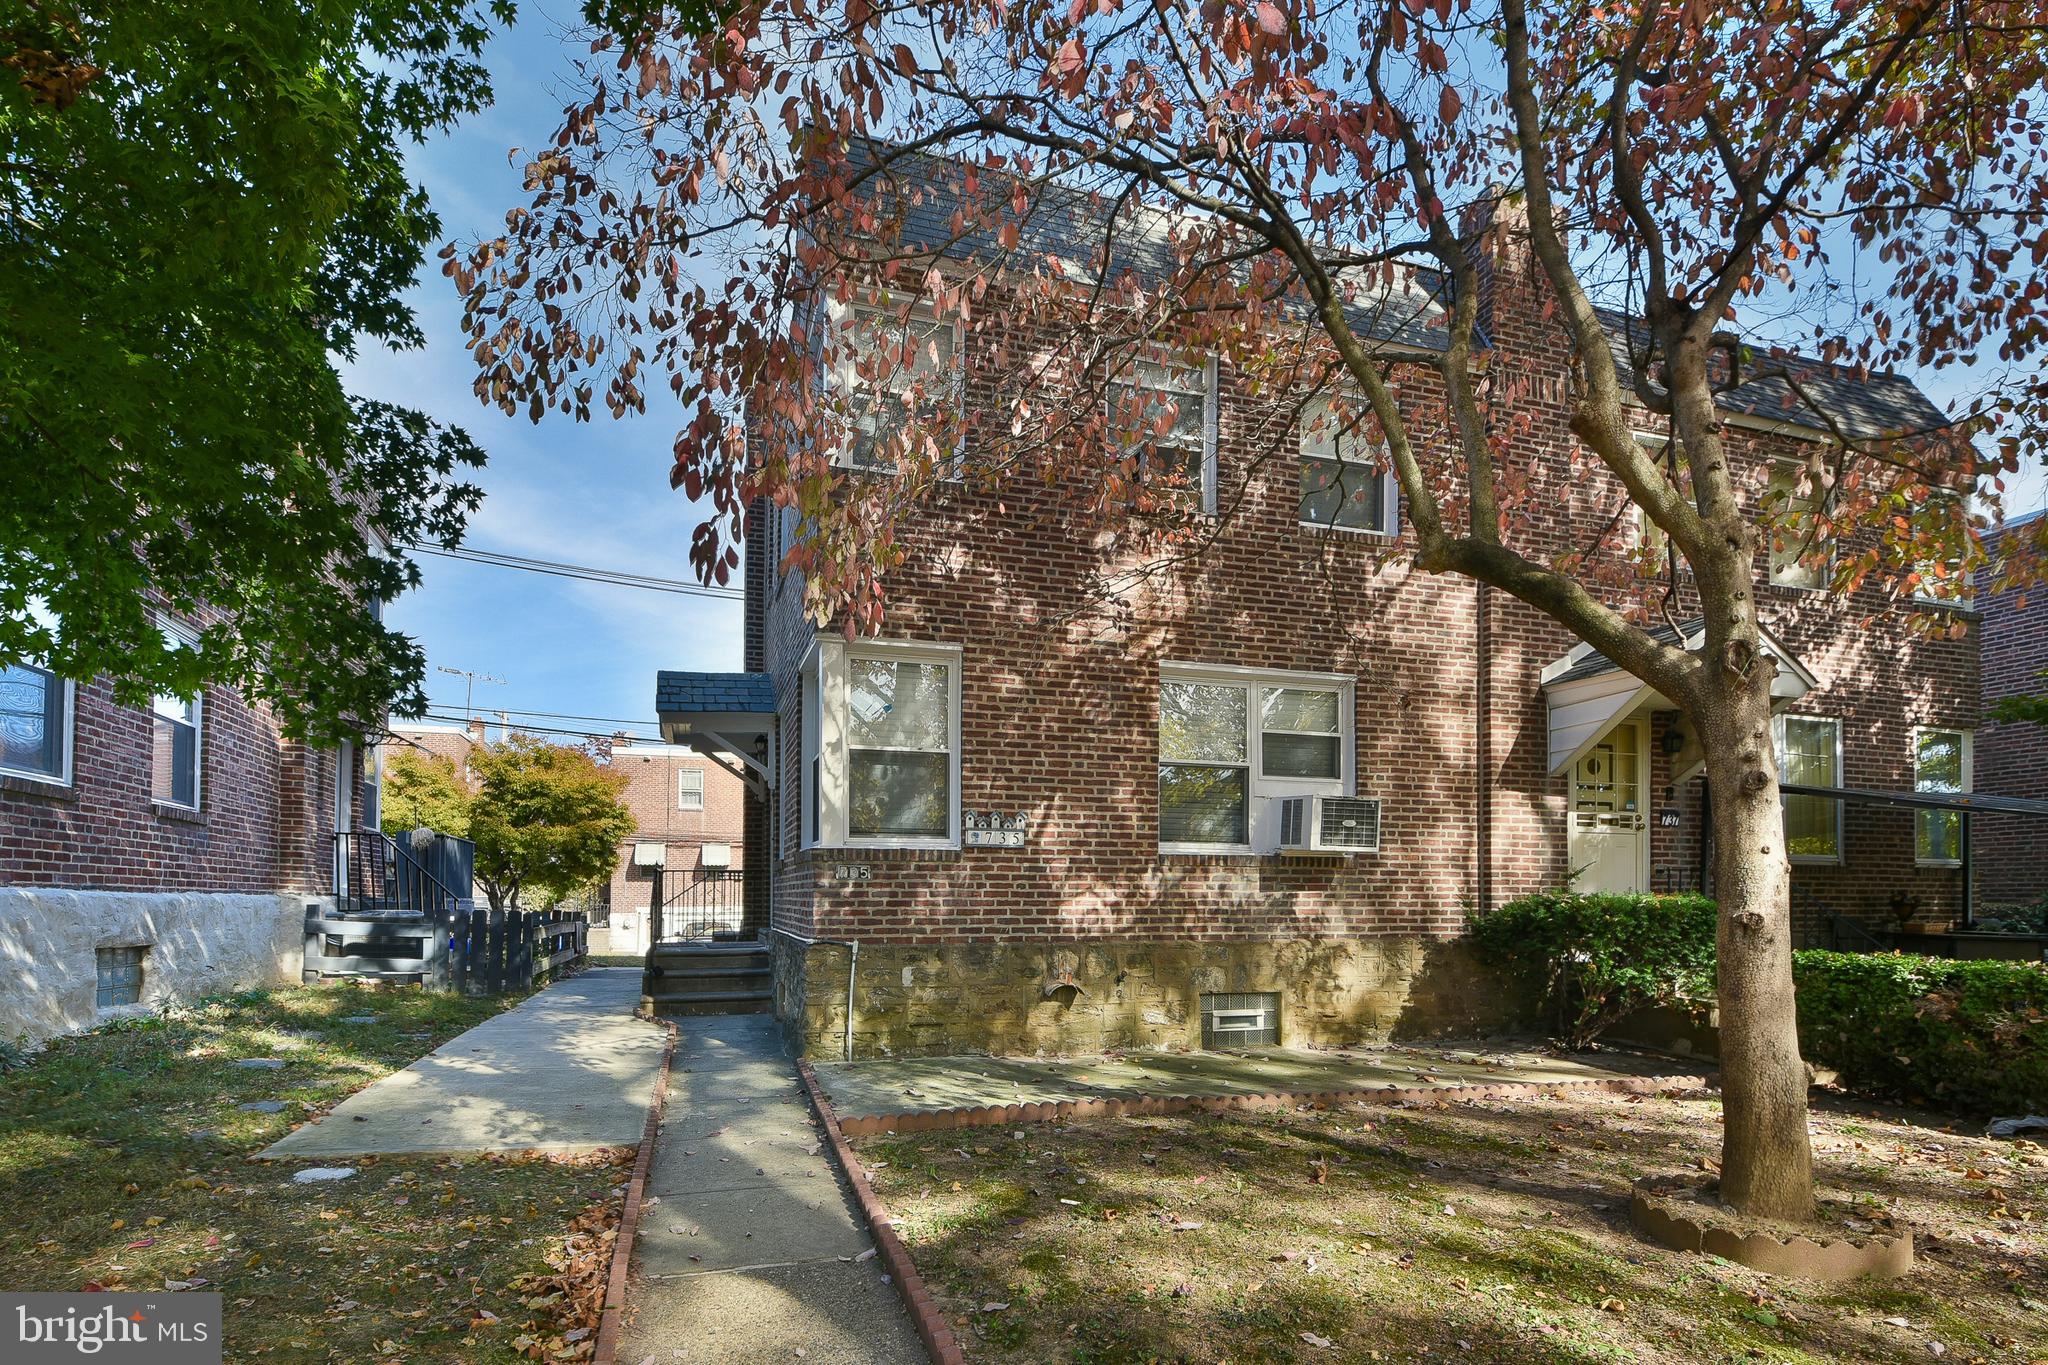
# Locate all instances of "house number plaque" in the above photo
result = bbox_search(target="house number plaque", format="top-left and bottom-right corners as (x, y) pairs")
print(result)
(964, 811), (1028, 848)
(1656, 809), (1681, 828)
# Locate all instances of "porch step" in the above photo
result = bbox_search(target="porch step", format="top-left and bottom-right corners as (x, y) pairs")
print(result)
(647, 965), (771, 995)
(646, 989), (774, 1017)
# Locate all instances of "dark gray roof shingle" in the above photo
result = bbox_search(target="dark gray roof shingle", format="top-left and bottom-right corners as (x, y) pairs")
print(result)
(655, 671), (776, 715)
(1547, 619), (1700, 687)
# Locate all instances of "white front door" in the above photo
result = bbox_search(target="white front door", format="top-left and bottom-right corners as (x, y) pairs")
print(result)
(1568, 719), (1648, 893)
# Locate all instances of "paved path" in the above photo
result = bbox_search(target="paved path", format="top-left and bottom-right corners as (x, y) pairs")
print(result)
(619, 1014), (923, 1365)
(812, 1039), (1686, 1122)
(264, 968), (666, 1158)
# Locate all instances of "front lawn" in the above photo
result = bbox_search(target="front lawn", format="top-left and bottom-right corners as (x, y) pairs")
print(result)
(856, 1085), (2048, 1363)
(0, 983), (629, 1363)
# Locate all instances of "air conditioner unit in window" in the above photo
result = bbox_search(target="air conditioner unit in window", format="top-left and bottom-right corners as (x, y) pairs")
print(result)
(1275, 795), (1381, 855)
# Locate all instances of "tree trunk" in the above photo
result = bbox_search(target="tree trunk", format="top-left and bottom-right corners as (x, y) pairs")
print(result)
(1696, 676), (1816, 1222)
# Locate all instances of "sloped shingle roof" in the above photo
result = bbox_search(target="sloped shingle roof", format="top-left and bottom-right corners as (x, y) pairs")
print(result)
(655, 671), (776, 715)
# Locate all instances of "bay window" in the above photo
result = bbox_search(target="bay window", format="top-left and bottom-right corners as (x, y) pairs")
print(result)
(801, 638), (960, 848)
(1108, 358), (1216, 514)
(1913, 728), (1972, 865)
(1298, 393), (1397, 536)
(1159, 665), (1352, 853)
(1773, 714), (1840, 862)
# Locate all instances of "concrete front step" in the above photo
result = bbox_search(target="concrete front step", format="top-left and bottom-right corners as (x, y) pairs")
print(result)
(646, 989), (774, 1017)
(650, 967), (771, 995)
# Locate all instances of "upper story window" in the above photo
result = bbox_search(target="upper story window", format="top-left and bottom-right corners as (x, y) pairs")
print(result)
(1764, 462), (1830, 591)
(800, 638), (960, 849)
(677, 767), (705, 811)
(1108, 358), (1216, 514)
(1, 600), (72, 785)
(1773, 714), (1840, 862)
(1299, 394), (1397, 536)
(827, 300), (961, 473)
(1159, 664), (1352, 854)
(1913, 727), (1972, 865)
(152, 617), (202, 810)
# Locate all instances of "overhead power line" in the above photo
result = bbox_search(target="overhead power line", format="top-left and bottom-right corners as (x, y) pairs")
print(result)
(405, 543), (746, 599)
(407, 711), (668, 744)
(422, 702), (670, 729)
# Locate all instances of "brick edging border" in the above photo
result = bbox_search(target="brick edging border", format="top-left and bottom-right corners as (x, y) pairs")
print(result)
(592, 1019), (678, 1365)
(795, 1058), (967, 1365)
(822, 1071), (1714, 1138)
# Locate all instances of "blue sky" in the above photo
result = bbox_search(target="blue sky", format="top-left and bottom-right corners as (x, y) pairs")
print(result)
(341, 2), (742, 740)
(345, 8), (2047, 741)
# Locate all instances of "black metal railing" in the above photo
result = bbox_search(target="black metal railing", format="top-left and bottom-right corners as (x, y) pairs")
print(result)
(653, 868), (747, 943)
(332, 829), (465, 918)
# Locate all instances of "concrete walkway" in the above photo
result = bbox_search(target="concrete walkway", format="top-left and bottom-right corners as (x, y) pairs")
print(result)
(812, 1039), (1687, 1123)
(618, 1014), (924, 1365)
(265, 968), (666, 1158)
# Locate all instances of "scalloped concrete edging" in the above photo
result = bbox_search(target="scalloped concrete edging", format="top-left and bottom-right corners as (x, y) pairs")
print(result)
(795, 1059), (965, 1365)
(1629, 1177), (1915, 1281)
(824, 1071), (1712, 1138)
(592, 1020), (678, 1365)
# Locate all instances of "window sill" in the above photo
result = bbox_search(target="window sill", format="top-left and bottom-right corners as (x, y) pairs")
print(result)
(151, 800), (205, 825)
(1908, 599), (1979, 618)
(1914, 859), (1964, 870)
(1160, 845), (1260, 859)
(1, 771), (76, 800)
(1788, 854), (1840, 866)
(1298, 521), (1398, 540)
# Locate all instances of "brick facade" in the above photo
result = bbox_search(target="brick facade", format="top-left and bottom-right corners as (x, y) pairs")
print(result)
(732, 191), (1978, 1055)
(1974, 512), (2048, 913)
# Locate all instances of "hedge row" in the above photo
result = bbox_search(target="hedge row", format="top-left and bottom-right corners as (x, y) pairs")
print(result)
(1792, 950), (2048, 1116)
(1469, 892), (2048, 1115)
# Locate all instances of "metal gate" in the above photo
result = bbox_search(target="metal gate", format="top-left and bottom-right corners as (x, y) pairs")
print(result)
(654, 868), (747, 943)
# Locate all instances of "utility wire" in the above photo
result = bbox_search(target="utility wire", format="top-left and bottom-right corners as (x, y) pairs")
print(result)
(406, 711), (667, 744)
(420, 701), (671, 729)
(404, 543), (746, 599)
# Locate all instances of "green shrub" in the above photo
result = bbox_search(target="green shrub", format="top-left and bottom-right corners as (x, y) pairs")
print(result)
(1791, 951), (2048, 1114)
(1466, 890), (1719, 1048)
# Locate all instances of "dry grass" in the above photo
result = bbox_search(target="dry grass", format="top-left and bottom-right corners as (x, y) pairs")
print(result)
(856, 1084), (2048, 1364)
(0, 983), (630, 1363)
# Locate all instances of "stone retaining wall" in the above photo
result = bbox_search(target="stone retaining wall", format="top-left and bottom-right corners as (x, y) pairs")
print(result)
(0, 888), (306, 1046)
(773, 936), (1525, 1059)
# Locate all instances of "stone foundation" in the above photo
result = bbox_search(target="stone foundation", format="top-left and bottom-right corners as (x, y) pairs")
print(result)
(0, 888), (307, 1046)
(770, 935), (1525, 1060)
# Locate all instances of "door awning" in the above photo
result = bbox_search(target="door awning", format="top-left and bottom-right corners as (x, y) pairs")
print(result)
(653, 670), (776, 797)
(1540, 619), (1816, 776)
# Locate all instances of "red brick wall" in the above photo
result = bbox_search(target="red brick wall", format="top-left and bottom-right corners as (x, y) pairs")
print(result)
(2, 610), (364, 896)
(1973, 514), (2048, 911)
(747, 213), (1977, 950)
(599, 741), (746, 917)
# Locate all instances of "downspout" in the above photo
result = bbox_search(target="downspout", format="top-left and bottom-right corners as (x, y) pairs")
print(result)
(1475, 582), (1492, 910)
(770, 926), (860, 1062)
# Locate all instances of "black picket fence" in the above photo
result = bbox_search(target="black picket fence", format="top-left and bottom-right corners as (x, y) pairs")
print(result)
(303, 904), (587, 995)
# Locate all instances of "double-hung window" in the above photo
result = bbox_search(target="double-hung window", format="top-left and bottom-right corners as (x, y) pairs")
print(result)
(152, 617), (202, 810)
(1159, 665), (1352, 853)
(1298, 393), (1397, 536)
(1764, 462), (1831, 590)
(827, 300), (961, 473)
(1913, 727), (1972, 865)
(1773, 714), (1840, 862)
(1108, 358), (1216, 514)
(677, 767), (705, 811)
(1, 598), (72, 785)
(800, 638), (960, 848)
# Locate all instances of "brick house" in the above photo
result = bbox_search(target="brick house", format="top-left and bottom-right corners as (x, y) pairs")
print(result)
(1, 602), (377, 1044)
(385, 721), (746, 952)
(653, 155), (1980, 1060)
(1973, 511), (2048, 916)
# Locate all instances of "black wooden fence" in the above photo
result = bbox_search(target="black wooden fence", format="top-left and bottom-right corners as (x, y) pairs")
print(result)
(304, 904), (588, 995)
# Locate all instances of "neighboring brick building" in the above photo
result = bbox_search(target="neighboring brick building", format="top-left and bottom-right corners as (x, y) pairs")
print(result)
(384, 721), (746, 953)
(655, 153), (1981, 1060)
(1973, 511), (2048, 914)
(1, 604), (376, 1044)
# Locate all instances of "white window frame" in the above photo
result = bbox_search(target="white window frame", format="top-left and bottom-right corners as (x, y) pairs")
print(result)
(152, 615), (203, 811)
(1764, 459), (1832, 593)
(799, 636), (962, 851)
(1158, 662), (1354, 856)
(1297, 392), (1398, 537)
(677, 766), (706, 811)
(0, 597), (74, 786)
(1772, 713), (1842, 864)
(1912, 726), (1973, 867)
(1107, 355), (1218, 517)
(825, 297), (965, 475)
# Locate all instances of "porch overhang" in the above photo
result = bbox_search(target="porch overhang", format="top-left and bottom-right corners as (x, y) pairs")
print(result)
(654, 670), (777, 798)
(1540, 620), (1817, 777)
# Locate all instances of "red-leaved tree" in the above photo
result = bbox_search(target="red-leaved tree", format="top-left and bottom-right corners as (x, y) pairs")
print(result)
(450, 0), (2048, 1219)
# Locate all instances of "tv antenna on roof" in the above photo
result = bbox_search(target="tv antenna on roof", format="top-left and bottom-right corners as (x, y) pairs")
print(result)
(436, 665), (506, 721)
